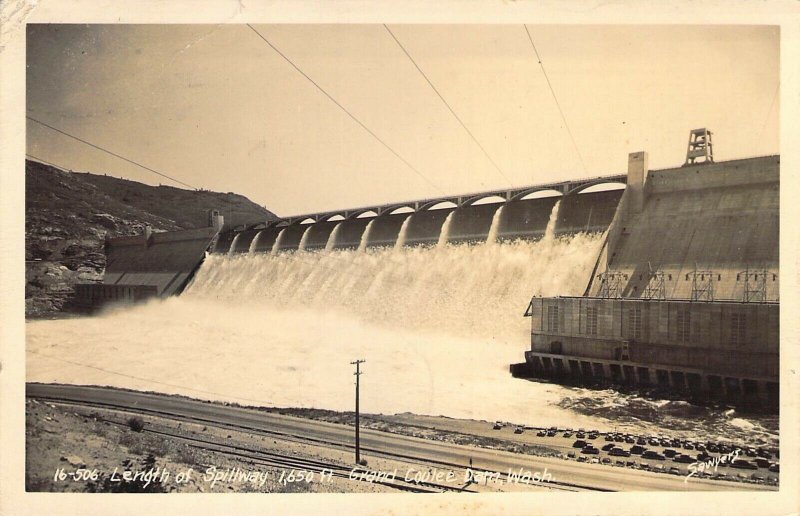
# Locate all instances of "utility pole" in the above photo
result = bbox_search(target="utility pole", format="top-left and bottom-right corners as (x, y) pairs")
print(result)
(351, 359), (365, 464)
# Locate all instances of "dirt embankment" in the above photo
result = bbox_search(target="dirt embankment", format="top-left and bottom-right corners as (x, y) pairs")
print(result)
(25, 399), (391, 493)
(25, 159), (276, 317)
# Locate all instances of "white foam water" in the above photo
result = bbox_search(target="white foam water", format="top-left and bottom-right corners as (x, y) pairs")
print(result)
(485, 205), (504, 246)
(298, 225), (312, 252)
(436, 211), (455, 248)
(394, 215), (412, 251)
(325, 223), (341, 251)
(357, 219), (375, 252)
(271, 228), (285, 255)
(248, 230), (263, 255)
(227, 233), (241, 256)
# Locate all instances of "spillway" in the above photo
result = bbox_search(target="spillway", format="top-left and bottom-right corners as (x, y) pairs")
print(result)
(185, 204), (598, 344)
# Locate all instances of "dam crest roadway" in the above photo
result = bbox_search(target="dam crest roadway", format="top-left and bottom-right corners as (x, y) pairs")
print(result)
(239, 174), (626, 230)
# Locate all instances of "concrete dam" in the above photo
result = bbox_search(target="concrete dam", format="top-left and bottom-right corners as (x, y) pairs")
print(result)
(76, 130), (779, 412)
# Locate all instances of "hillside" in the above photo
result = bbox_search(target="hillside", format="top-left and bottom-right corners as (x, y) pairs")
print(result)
(25, 159), (276, 316)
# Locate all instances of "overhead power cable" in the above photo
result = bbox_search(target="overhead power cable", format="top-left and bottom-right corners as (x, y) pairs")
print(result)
(25, 153), (69, 171)
(383, 24), (512, 188)
(246, 24), (443, 194)
(26, 116), (196, 189)
(523, 25), (588, 175)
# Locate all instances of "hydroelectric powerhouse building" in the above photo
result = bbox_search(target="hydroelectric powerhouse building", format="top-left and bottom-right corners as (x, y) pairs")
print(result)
(513, 130), (779, 408)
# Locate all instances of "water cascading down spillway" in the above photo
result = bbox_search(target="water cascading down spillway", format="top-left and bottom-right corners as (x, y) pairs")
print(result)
(325, 223), (342, 251)
(357, 219), (376, 252)
(189, 198), (598, 348)
(394, 215), (412, 250)
(271, 228), (286, 255)
(227, 233), (241, 256)
(298, 225), (313, 251)
(436, 211), (455, 248)
(486, 204), (505, 245)
(543, 200), (561, 242)
(248, 230), (263, 254)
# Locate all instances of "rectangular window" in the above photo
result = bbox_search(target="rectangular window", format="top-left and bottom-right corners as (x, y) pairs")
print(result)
(585, 306), (598, 336)
(628, 306), (642, 339)
(677, 308), (691, 343)
(547, 305), (560, 333)
(731, 313), (747, 346)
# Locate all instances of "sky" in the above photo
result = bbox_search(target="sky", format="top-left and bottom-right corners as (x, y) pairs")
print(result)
(26, 24), (779, 216)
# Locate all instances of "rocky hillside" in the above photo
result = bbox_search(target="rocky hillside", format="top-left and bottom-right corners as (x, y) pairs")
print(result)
(25, 159), (276, 316)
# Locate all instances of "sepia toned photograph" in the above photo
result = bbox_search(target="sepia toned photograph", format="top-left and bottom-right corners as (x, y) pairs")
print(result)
(3, 7), (795, 512)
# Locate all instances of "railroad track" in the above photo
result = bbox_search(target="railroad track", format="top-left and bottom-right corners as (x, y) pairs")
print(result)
(102, 417), (471, 493)
(32, 394), (591, 492)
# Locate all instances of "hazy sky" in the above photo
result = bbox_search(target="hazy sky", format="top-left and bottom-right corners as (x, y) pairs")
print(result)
(26, 24), (779, 216)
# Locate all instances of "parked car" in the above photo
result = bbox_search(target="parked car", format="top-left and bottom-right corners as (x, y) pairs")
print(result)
(601, 458), (612, 465)
(673, 454), (694, 464)
(754, 458), (770, 469)
(536, 430), (547, 437)
(493, 423), (503, 430)
(610, 448), (631, 457)
(696, 452), (711, 461)
(562, 431), (572, 438)
(588, 433), (599, 440)
(572, 440), (588, 449)
(602, 443), (616, 452)
(642, 451), (666, 460)
(625, 436), (635, 444)
(682, 442), (694, 450)
(581, 446), (600, 455)
(514, 427), (524, 434)
(630, 445), (646, 455)
(768, 463), (779, 473)
(731, 460), (758, 470)
(663, 449), (678, 458)
(669, 467), (681, 475)
(576, 432), (586, 439)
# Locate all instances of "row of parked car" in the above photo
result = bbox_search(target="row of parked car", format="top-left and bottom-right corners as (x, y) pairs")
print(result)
(520, 425), (779, 461)
(568, 439), (779, 471)
(492, 423), (780, 474)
